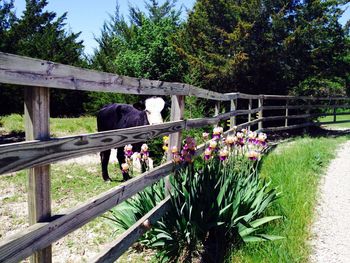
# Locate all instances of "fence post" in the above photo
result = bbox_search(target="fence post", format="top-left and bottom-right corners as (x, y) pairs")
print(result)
(214, 101), (221, 127)
(248, 99), (252, 131)
(230, 98), (237, 129)
(258, 96), (264, 130)
(333, 99), (337, 123)
(304, 99), (311, 132)
(166, 95), (184, 193)
(285, 99), (289, 127)
(24, 87), (52, 263)
(214, 101), (221, 116)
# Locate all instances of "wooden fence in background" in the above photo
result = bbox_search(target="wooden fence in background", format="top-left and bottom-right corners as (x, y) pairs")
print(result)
(0, 52), (350, 263)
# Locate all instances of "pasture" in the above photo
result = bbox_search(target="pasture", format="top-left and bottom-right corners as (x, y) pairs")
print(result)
(0, 114), (149, 262)
(0, 161), (154, 262)
(0, 114), (96, 137)
(1, 114), (349, 261)
(318, 114), (350, 129)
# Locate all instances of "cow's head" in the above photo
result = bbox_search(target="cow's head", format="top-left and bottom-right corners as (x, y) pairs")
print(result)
(145, 97), (165, 124)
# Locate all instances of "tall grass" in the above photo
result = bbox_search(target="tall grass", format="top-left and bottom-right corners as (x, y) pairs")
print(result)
(229, 135), (349, 262)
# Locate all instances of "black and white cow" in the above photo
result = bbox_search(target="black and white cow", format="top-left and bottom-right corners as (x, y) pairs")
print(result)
(97, 97), (165, 181)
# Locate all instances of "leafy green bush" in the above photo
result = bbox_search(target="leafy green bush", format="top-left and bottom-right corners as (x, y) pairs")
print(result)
(291, 77), (346, 97)
(83, 92), (143, 115)
(109, 129), (282, 262)
(0, 114), (24, 133)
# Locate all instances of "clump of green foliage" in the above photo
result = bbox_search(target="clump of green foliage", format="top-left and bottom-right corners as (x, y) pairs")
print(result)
(292, 77), (347, 97)
(0, 0), (87, 117)
(174, 0), (349, 96)
(86, 0), (187, 113)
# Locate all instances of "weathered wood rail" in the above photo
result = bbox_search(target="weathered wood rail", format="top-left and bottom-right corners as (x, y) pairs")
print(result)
(0, 52), (349, 263)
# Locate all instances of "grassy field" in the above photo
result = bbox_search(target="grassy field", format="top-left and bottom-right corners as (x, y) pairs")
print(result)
(318, 114), (350, 129)
(1, 113), (349, 138)
(0, 114), (96, 136)
(229, 135), (350, 262)
(1, 114), (350, 262)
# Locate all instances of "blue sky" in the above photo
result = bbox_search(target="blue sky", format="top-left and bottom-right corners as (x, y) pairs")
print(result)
(13, 0), (196, 55)
(13, 1), (350, 56)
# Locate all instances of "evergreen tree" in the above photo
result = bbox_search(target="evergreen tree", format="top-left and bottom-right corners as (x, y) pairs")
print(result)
(283, 0), (349, 96)
(0, 0), (87, 116)
(0, 0), (16, 51)
(175, 0), (349, 96)
(6, 0), (84, 63)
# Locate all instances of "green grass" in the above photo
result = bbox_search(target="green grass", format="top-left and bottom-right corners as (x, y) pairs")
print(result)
(229, 135), (350, 263)
(0, 114), (96, 136)
(318, 114), (350, 129)
(0, 114), (24, 133)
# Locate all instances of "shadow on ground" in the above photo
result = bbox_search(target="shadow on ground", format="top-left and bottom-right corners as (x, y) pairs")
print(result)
(0, 131), (25, 145)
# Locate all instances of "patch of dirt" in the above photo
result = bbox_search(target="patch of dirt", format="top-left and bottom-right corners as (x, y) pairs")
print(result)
(0, 170), (115, 262)
(0, 181), (28, 240)
(0, 131), (25, 145)
(57, 148), (118, 165)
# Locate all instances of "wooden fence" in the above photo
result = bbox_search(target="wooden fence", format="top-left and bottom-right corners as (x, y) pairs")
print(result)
(0, 52), (349, 263)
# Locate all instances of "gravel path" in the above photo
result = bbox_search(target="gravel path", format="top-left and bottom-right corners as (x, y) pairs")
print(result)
(310, 140), (350, 263)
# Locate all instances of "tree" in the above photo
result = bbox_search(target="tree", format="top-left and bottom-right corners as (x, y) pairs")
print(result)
(283, 0), (349, 96)
(0, 0), (16, 51)
(87, 0), (187, 112)
(5, 0), (84, 63)
(175, 0), (349, 96)
(173, 0), (255, 93)
(0, 0), (87, 116)
(92, 0), (184, 77)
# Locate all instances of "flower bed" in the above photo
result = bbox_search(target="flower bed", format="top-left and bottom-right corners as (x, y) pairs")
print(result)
(107, 127), (282, 262)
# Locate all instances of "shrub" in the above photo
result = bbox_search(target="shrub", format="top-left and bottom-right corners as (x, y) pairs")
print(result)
(291, 77), (346, 97)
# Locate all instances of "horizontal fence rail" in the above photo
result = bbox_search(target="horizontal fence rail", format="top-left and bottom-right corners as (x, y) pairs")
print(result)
(0, 121), (185, 175)
(261, 94), (350, 100)
(0, 51), (350, 263)
(0, 107), (266, 175)
(263, 104), (350, 111)
(261, 122), (314, 132)
(0, 52), (231, 101)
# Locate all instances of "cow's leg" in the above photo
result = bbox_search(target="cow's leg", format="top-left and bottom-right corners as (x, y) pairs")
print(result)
(117, 147), (130, 181)
(100, 150), (111, 181)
